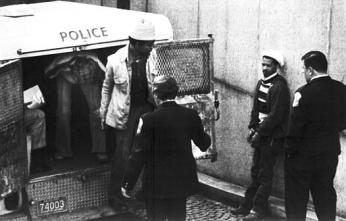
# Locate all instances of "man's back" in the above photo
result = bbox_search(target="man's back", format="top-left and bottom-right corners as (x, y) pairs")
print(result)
(294, 76), (346, 154)
(140, 101), (211, 199)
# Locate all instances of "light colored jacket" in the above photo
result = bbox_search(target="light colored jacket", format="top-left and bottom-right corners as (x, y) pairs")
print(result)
(100, 44), (158, 129)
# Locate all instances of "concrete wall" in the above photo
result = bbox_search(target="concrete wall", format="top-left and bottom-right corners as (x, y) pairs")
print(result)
(149, 0), (199, 39)
(330, 1), (346, 215)
(148, 0), (346, 216)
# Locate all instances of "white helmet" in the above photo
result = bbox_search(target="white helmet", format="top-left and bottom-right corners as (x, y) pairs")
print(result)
(262, 50), (285, 67)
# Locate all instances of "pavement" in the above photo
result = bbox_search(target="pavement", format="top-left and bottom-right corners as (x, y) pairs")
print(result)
(92, 195), (285, 221)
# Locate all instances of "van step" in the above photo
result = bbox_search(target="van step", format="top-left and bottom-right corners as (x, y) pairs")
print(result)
(26, 165), (111, 219)
(32, 206), (117, 221)
(0, 210), (28, 221)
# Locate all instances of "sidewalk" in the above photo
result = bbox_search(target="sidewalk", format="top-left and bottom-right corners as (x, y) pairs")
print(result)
(198, 172), (346, 221)
(93, 194), (285, 221)
(93, 172), (287, 221)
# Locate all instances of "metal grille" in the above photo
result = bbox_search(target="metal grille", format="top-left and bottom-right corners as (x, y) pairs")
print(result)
(27, 169), (110, 218)
(0, 63), (23, 126)
(0, 60), (26, 197)
(155, 39), (213, 96)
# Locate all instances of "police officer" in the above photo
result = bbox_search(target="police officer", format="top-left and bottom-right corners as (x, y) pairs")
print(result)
(231, 50), (290, 220)
(285, 51), (346, 221)
(121, 76), (211, 221)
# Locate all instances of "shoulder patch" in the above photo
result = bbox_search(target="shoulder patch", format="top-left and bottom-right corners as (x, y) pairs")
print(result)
(136, 118), (143, 135)
(292, 92), (302, 107)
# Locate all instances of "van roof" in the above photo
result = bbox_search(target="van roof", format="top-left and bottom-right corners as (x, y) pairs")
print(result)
(0, 1), (173, 60)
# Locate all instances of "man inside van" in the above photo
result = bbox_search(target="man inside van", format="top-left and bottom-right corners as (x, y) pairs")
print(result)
(24, 86), (49, 174)
(0, 85), (48, 216)
(99, 19), (157, 210)
(231, 51), (290, 220)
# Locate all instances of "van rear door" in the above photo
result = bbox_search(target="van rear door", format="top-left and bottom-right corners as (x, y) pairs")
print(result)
(155, 38), (217, 161)
(155, 38), (213, 95)
(0, 60), (28, 198)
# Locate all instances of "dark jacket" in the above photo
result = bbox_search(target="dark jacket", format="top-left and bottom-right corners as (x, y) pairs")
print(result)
(123, 101), (211, 199)
(249, 74), (290, 138)
(285, 76), (346, 155)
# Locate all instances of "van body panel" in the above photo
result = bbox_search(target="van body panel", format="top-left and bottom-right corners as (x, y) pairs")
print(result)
(0, 60), (27, 198)
(0, 1), (173, 60)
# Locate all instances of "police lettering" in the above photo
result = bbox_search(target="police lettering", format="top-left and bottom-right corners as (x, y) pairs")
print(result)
(60, 27), (108, 42)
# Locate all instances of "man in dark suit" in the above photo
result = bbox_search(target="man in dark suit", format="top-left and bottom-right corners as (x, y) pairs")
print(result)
(285, 51), (346, 221)
(121, 75), (211, 221)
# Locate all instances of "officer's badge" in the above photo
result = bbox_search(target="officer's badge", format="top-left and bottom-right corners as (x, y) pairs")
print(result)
(293, 92), (302, 107)
(136, 118), (143, 134)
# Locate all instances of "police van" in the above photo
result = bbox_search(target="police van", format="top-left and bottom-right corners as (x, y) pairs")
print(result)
(0, 1), (218, 220)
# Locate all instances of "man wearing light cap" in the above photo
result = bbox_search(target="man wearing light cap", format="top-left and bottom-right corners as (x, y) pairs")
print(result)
(231, 50), (290, 220)
(121, 75), (211, 221)
(99, 18), (157, 210)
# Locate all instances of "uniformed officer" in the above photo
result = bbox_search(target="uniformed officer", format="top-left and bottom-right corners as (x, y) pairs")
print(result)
(285, 51), (346, 221)
(121, 76), (211, 221)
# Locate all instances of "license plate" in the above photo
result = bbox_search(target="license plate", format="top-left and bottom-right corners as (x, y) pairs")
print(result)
(37, 197), (68, 216)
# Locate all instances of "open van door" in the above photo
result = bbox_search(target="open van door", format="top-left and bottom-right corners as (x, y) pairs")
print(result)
(0, 60), (28, 198)
(155, 37), (218, 161)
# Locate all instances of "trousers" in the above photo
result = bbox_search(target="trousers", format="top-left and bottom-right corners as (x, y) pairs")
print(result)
(242, 137), (283, 214)
(109, 103), (153, 203)
(24, 108), (46, 150)
(55, 76), (106, 157)
(285, 152), (338, 221)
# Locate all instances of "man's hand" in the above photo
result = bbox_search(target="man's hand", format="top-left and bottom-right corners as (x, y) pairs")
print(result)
(246, 129), (256, 143)
(250, 132), (261, 147)
(27, 92), (45, 109)
(341, 129), (346, 136)
(101, 118), (106, 130)
(121, 187), (131, 199)
(98, 110), (106, 130)
(208, 148), (217, 162)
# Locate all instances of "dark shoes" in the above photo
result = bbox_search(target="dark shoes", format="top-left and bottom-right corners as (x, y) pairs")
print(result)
(242, 212), (265, 221)
(230, 206), (250, 216)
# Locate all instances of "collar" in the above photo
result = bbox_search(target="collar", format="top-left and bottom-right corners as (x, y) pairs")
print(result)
(159, 100), (177, 108)
(262, 72), (278, 82)
(311, 74), (329, 81)
(119, 44), (130, 62)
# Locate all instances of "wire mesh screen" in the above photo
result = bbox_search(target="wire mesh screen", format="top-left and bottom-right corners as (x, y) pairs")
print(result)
(155, 39), (213, 95)
(0, 60), (27, 197)
(0, 62), (23, 126)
